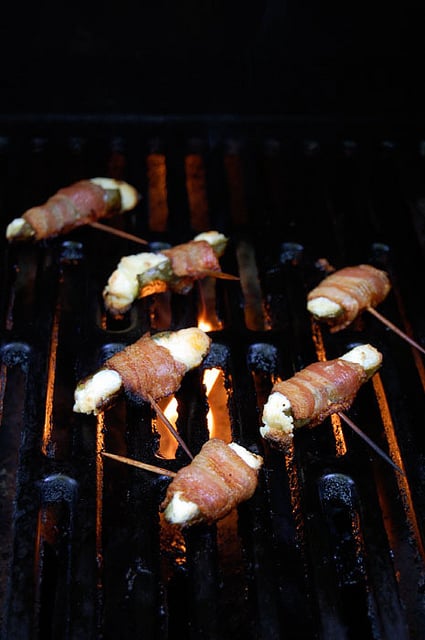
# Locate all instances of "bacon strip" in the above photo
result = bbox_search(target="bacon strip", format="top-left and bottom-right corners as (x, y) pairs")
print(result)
(307, 264), (391, 331)
(164, 240), (221, 277)
(105, 333), (187, 402)
(272, 358), (367, 427)
(160, 438), (262, 526)
(162, 239), (222, 294)
(22, 180), (121, 240)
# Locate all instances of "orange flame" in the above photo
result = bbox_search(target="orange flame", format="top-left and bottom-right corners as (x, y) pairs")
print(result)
(198, 317), (230, 440)
(156, 316), (230, 457)
(156, 396), (179, 459)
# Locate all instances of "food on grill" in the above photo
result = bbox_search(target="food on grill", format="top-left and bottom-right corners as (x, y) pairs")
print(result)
(260, 344), (382, 448)
(307, 264), (391, 332)
(102, 230), (229, 316)
(161, 438), (263, 527)
(73, 327), (211, 415)
(6, 177), (140, 242)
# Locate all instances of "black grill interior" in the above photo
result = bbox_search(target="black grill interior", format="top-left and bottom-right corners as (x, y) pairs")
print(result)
(1, 118), (425, 640)
(1, 2), (424, 119)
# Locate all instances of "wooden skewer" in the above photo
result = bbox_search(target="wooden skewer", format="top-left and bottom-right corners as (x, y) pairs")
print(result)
(148, 395), (193, 460)
(338, 411), (405, 476)
(199, 270), (240, 281)
(89, 221), (148, 245)
(367, 306), (425, 356)
(103, 417), (405, 478)
(102, 452), (176, 477)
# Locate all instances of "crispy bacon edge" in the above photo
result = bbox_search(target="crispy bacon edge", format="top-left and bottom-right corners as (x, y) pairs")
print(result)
(21, 180), (121, 240)
(307, 264), (391, 332)
(104, 333), (189, 403)
(261, 344), (383, 449)
(160, 438), (263, 527)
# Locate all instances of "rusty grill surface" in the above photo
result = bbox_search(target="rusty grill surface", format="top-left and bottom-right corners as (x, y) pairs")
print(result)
(1, 118), (425, 639)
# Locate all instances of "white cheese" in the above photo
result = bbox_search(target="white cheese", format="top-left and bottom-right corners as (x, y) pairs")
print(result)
(103, 230), (229, 315)
(6, 178), (139, 242)
(164, 441), (262, 526)
(163, 490), (201, 525)
(340, 343), (382, 379)
(228, 442), (263, 470)
(103, 252), (168, 314)
(260, 391), (294, 441)
(193, 230), (227, 252)
(153, 327), (211, 371)
(73, 328), (211, 415)
(260, 343), (382, 442)
(6, 218), (29, 241)
(90, 177), (139, 212)
(307, 296), (342, 318)
(193, 230), (222, 244)
(73, 369), (122, 415)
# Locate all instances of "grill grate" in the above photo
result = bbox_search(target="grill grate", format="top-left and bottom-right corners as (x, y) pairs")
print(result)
(1, 118), (425, 639)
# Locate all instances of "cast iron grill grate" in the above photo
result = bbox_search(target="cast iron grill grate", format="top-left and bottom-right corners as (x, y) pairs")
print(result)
(1, 118), (425, 639)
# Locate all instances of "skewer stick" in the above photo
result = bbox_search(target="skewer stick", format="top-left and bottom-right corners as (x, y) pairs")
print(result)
(367, 306), (425, 356)
(102, 452), (176, 477)
(148, 395), (194, 460)
(338, 411), (405, 476)
(89, 221), (148, 245)
(199, 270), (240, 281)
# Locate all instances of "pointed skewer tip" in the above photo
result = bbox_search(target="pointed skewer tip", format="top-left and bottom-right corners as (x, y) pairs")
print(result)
(367, 306), (425, 356)
(338, 411), (405, 477)
(148, 395), (194, 460)
(101, 452), (176, 477)
(89, 221), (148, 245)
(199, 269), (240, 281)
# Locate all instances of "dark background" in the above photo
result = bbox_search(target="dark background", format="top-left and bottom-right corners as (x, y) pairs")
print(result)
(0, 1), (423, 119)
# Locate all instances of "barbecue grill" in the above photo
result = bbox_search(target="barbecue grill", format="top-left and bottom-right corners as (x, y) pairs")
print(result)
(2, 4), (425, 640)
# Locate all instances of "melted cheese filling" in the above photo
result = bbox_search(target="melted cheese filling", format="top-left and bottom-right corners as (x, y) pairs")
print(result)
(73, 369), (122, 415)
(307, 296), (342, 318)
(90, 177), (139, 212)
(260, 343), (382, 440)
(103, 230), (228, 314)
(260, 392), (294, 440)
(103, 253), (168, 312)
(153, 327), (211, 370)
(73, 328), (211, 415)
(163, 441), (261, 526)
(6, 218), (30, 240)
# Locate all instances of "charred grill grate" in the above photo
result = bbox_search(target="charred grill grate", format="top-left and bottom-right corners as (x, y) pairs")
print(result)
(1, 117), (425, 640)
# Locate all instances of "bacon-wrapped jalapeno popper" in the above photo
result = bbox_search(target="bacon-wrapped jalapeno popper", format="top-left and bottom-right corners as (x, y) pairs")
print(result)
(260, 344), (382, 448)
(307, 264), (391, 332)
(102, 230), (229, 316)
(6, 177), (140, 242)
(161, 438), (263, 527)
(73, 327), (211, 415)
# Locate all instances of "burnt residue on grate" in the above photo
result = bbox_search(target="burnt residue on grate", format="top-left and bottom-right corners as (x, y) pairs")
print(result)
(1, 120), (425, 639)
